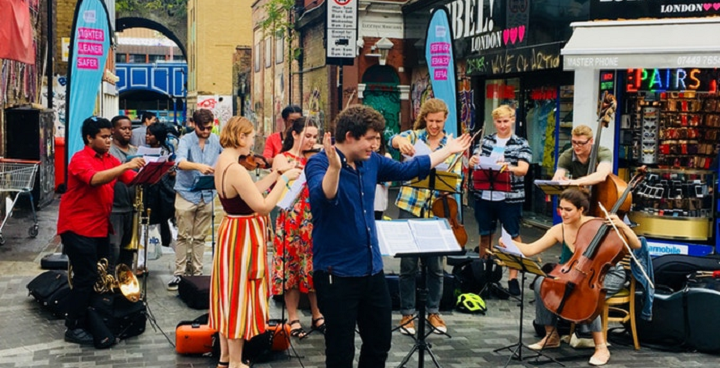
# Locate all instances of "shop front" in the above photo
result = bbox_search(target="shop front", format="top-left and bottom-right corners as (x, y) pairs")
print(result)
(562, 3), (720, 256)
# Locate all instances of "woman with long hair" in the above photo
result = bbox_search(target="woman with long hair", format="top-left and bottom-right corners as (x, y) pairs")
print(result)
(502, 187), (641, 366)
(271, 116), (325, 338)
(209, 116), (301, 368)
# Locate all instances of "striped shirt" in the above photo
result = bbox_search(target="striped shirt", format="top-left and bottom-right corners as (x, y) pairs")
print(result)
(391, 129), (463, 217)
(473, 133), (532, 204)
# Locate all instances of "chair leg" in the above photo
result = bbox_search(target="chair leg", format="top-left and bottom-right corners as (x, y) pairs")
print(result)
(629, 297), (639, 350)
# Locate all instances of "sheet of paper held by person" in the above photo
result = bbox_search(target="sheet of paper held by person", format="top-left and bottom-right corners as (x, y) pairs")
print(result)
(498, 227), (525, 257)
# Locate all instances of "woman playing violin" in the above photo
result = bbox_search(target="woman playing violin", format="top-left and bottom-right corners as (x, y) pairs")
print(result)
(270, 117), (325, 338)
(502, 187), (640, 366)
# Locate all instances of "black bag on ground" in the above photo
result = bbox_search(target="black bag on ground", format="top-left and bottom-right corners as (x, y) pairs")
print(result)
(40, 253), (69, 270)
(452, 259), (502, 296)
(90, 293), (146, 340)
(26, 270), (72, 318)
(243, 329), (275, 364)
(178, 276), (210, 310)
(87, 307), (117, 349)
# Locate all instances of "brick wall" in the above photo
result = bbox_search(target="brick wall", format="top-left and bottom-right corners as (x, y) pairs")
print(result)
(55, 0), (78, 76)
(302, 22), (330, 131)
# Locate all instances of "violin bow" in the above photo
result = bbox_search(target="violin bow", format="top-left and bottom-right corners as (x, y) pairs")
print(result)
(598, 202), (655, 289)
(447, 126), (484, 171)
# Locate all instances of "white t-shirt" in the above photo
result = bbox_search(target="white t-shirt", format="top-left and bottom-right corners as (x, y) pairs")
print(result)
(481, 136), (510, 202)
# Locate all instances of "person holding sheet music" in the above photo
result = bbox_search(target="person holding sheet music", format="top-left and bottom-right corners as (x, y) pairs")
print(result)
(145, 122), (177, 250)
(389, 98), (461, 335)
(210, 116), (301, 368)
(168, 109), (223, 290)
(552, 125), (613, 186)
(306, 105), (471, 368)
(501, 187), (640, 366)
(270, 116), (325, 339)
(58, 116), (145, 345)
(468, 105), (531, 296)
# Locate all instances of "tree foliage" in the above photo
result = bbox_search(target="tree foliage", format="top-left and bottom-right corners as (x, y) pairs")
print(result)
(116, 0), (187, 17)
(260, 0), (300, 60)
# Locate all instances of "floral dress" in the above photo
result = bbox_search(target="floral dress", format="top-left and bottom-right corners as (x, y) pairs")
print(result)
(271, 152), (315, 295)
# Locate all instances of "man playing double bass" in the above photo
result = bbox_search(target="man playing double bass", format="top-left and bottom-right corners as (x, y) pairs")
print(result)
(552, 125), (613, 186)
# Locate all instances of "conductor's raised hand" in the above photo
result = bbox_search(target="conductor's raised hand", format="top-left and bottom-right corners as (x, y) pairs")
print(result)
(323, 132), (341, 170)
(445, 133), (472, 154)
(125, 157), (146, 170)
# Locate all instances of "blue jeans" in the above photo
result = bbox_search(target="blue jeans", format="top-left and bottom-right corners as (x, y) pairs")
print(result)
(314, 270), (391, 368)
(398, 209), (444, 315)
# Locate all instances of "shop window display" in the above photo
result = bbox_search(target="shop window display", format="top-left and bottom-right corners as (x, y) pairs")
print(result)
(620, 68), (720, 241)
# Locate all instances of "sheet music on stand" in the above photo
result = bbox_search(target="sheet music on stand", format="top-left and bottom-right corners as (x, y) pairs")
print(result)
(376, 218), (463, 257)
(533, 180), (578, 195)
(407, 169), (461, 193)
(190, 175), (215, 192)
(129, 161), (174, 186)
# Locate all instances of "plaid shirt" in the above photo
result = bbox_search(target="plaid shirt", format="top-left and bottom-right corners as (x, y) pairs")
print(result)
(390, 129), (463, 218)
(473, 133), (532, 204)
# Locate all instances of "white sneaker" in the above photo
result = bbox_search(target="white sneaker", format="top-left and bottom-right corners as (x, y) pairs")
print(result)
(167, 275), (182, 291)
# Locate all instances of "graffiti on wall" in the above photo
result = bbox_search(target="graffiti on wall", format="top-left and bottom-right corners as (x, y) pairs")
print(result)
(305, 87), (326, 130)
(410, 72), (434, 121)
(40, 76), (67, 138)
(457, 63), (476, 133)
(197, 95), (233, 128)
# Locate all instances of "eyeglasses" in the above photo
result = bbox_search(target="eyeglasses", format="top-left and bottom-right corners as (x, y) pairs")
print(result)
(197, 124), (213, 131)
(571, 139), (590, 146)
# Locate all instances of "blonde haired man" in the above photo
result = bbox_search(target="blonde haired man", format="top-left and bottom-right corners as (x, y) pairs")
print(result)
(469, 105), (531, 296)
(552, 125), (613, 186)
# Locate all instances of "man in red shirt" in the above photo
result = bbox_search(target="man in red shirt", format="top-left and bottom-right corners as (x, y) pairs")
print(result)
(58, 116), (145, 345)
(262, 104), (302, 166)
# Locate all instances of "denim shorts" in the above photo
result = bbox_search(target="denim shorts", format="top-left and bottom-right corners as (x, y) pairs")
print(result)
(473, 198), (522, 237)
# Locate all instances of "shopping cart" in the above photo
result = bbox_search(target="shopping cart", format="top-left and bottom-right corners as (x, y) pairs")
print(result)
(0, 158), (40, 245)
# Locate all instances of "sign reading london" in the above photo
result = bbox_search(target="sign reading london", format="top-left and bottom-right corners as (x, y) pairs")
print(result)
(326, 0), (357, 65)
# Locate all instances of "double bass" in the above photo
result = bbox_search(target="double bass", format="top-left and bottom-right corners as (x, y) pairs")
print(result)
(588, 92), (632, 218)
(539, 170), (646, 323)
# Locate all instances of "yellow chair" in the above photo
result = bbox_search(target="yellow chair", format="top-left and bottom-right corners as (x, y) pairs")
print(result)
(602, 256), (640, 350)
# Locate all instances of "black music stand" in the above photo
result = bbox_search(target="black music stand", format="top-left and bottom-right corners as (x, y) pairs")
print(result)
(533, 180), (578, 196)
(190, 175), (217, 253)
(408, 168), (460, 193)
(491, 247), (564, 367)
(395, 249), (463, 368)
(129, 161), (174, 341)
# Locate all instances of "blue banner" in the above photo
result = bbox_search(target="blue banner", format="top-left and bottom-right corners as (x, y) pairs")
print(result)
(65, 0), (112, 159)
(425, 8), (458, 137)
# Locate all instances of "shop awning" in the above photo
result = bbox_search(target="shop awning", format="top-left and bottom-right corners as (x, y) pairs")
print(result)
(561, 18), (720, 70)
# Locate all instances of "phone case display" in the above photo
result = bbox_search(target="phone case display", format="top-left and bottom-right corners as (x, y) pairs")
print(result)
(659, 93), (719, 170)
(641, 104), (659, 164)
(628, 168), (716, 241)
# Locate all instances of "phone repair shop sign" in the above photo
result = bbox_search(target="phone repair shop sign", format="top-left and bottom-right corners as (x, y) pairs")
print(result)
(326, 0), (357, 65)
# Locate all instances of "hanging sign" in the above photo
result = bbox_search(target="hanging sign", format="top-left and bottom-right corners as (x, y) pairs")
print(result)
(326, 0), (357, 65)
(65, 0), (112, 160)
(425, 7), (458, 137)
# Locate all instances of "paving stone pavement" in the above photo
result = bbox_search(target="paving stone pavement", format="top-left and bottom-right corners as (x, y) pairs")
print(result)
(0, 195), (718, 367)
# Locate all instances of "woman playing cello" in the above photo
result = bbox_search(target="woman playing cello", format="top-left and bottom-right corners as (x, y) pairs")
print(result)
(501, 187), (641, 366)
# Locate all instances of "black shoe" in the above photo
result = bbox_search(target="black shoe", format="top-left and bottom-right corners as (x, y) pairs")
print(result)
(508, 279), (521, 296)
(65, 328), (94, 345)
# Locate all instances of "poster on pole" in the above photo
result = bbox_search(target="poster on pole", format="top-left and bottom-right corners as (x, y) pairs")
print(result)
(424, 7), (458, 137)
(65, 0), (113, 161)
(326, 0), (357, 66)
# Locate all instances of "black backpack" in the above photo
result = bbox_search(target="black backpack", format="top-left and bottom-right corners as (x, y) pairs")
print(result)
(452, 259), (503, 295)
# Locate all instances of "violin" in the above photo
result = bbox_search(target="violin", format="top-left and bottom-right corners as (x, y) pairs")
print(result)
(431, 193), (468, 248)
(238, 154), (269, 170)
(539, 169), (646, 323)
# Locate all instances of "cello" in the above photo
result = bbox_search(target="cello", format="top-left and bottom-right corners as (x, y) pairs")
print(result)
(432, 194), (468, 248)
(587, 92), (632, 218)
(539, 170), (646, 323)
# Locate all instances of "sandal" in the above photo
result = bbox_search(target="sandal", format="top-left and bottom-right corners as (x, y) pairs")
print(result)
(312, 317), (326, 334)
(289, 319), (307, 338)
(216, 362), (228, 368)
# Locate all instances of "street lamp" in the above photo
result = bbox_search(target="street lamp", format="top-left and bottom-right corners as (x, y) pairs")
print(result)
(374, 37), (394, 66)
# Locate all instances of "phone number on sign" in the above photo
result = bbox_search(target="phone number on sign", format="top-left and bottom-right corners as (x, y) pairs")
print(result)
(677, 55), (720, 66)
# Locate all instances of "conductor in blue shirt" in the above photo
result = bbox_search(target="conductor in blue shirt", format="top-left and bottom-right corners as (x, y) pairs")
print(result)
(305, 105), (471, 368)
